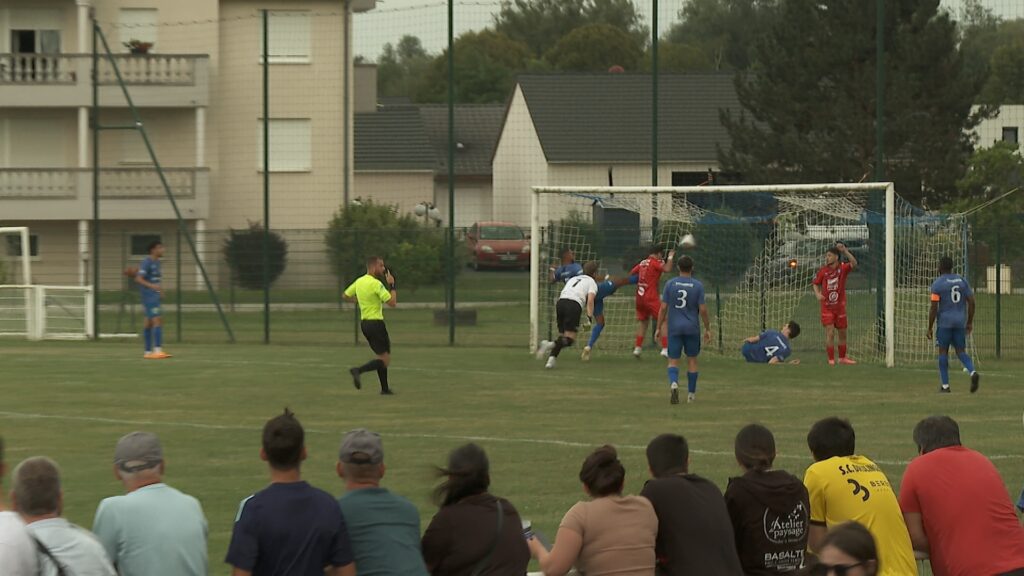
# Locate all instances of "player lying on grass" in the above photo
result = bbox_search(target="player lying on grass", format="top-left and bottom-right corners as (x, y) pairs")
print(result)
(927, 256), (980, 394)
(581, 274), (639, 361)
(537, 261), (600, 369)
(741, 322), (801, 365)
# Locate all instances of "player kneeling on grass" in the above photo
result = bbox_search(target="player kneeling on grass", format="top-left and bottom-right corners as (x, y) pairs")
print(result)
(927, 256), (980, 394)
(741, 322), (801, 365)
(581, 274), (639, 361)
(537, 261), (599, 369)
(656, 256), (710, 405)
(134, 241), (171, 360)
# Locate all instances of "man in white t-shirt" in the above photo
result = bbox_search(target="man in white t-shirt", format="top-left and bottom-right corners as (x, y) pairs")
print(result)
(0, 436), (38, 576)
(537, 260), (599, 369)
(13, 456), (116, 576)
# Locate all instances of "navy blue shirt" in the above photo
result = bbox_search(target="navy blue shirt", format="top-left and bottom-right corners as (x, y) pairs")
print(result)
(661, 275), (706, 336)
(226, 482), (354, 576)
(137, 256), (161, 301)
(931, 273), (973, 329)
(748, 330), (793, 363)
(554, 262), (583, 283)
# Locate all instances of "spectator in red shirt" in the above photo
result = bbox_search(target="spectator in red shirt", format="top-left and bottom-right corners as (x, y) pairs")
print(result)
(899, 415), (1024, 576)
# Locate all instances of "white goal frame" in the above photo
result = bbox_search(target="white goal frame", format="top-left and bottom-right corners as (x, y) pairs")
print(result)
(529, 183), (896, 367)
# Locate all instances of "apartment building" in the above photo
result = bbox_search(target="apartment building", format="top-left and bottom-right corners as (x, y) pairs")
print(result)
(0, 0), (374, 286)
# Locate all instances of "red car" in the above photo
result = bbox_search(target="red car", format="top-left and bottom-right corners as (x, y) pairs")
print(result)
(466, 221), (530, 270)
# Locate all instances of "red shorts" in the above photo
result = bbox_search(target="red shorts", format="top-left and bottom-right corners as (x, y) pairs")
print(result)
(821, 306), (848, 329)
(636, 299), (660, 321)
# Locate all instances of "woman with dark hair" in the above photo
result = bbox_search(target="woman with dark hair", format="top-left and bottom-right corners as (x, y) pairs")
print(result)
(808, 522), (879, 576)
(421, 444), (529, 576)
(527, 445), (657, 576)
(724, 424), (810, 575)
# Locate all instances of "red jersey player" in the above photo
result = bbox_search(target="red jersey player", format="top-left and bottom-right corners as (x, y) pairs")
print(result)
(812, 242), (858, 365)
(631, 245), (674, 358)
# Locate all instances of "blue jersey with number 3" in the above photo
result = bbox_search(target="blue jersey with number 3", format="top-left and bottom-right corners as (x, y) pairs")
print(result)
(931, 273), (972, 329)
(661, 275), (705, 336)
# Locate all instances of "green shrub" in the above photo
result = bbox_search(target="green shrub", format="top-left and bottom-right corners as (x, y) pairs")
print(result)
(223, 222), (288, 290)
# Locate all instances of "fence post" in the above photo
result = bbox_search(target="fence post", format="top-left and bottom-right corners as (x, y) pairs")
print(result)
(261, 9), (271, 345)
(995, 226), (1002, 358)
(176, 225), (182, 343)
(446, 0), (456, 346)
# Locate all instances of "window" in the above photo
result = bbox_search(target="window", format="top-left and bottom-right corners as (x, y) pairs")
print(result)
(130, 234), (162, 257)
(258, 11), (311, 63)
(10, 30), (60, 54)
(257, 119), (312, 172)
(6, 234), (40, 258)
(119, 9), (159, 49)
(1002, 127), (1019, 145)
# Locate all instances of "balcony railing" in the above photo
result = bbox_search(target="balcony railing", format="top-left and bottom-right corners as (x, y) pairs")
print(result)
(0, 168), (203, 199)
(0, 53), (205, 86)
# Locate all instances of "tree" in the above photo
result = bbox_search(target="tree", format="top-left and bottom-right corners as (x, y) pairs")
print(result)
(948, 143), (1024, 265)
(981, 38), (1024, 104)
(377, 35), (433, 100)
(494, 0), (648, 59)
(643, 41), (716, 73)
(664, 0), (775, 71)
(418, 30), (530, 104)
(720, 0), (987, 205)
(223, 222), (288, 290)
(544, 24), (643, 71)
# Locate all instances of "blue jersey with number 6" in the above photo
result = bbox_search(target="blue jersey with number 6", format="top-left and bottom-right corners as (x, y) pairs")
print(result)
(931, 273), (972, 329)
(661, 275), (705, 336)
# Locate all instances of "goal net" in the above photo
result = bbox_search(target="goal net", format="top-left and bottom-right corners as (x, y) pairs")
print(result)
(0, 227), (95, 340)
(529, 184), (967, 367)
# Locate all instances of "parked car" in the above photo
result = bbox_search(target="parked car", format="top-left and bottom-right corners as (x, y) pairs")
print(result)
(466, 221), (530, 270)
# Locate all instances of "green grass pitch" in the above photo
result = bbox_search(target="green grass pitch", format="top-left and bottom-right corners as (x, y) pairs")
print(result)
(1, 338), (1022, 570)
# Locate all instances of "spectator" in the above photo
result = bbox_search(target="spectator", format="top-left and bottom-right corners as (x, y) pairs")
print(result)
(805, 521), (878, 576)
(528, 445), (657, 576)
(225, 409), (355, 576)
(13, 456), (116, 576)
(0, 435), (37, 575)
(640, 433), (743, 576)
(803, 417), (916, 576)
(725, 424), (810, 575)
(421, 443), (529, 576)
(92, 431), (208, 576)
(899, 415), (1024, 576)
(335, 428), (429, 576)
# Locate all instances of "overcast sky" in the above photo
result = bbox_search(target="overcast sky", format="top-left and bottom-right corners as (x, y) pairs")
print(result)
(354, 0), (1024, 60)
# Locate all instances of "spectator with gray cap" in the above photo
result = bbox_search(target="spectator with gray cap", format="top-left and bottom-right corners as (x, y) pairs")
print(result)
(336, 428), (429, 576)
(92, 431), (208, 576)
(13, 456), (116, 576)
(0, 435), (38, 575)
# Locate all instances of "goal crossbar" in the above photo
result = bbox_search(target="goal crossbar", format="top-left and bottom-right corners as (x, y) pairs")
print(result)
(529, 183), (897, 367)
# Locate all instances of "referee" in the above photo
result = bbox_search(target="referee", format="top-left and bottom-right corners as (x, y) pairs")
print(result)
(344, 256), (397, 395)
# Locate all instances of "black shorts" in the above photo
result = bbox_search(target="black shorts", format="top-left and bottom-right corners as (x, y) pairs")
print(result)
(556, 299), (583, 334)
(360, 320), (391, 355)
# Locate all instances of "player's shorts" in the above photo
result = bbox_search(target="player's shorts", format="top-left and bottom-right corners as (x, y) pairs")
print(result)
(820, 306), (848, 329)
(636, 299), (660, 322)
(360, 320), (391, 355)
(741, 342), (760, 363)
(667, 333), (701, 359)
(935, 326), (967, 351)
(556, 299), (583, 334)
(142, 298), (161, 319)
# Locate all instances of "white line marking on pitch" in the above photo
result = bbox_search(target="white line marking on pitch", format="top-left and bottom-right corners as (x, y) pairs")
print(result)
(0, 410), (1020, 466)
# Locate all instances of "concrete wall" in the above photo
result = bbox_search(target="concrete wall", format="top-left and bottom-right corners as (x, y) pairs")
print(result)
(433, 180), (493, 228)
(353, 170), (434, 217)
(354, 63), (377, 113)
(974, 105), (1024, 149)
(491, 86), (548, 226)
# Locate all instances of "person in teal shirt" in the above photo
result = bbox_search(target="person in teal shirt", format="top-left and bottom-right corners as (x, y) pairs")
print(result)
(92, 432), (208, 576)
(336, 429), (428, 576)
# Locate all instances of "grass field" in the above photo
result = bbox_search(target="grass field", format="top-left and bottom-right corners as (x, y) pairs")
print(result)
(1, 338), (1023, 573)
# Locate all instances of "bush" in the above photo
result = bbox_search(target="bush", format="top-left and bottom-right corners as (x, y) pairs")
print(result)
(223, 222), (288, 290)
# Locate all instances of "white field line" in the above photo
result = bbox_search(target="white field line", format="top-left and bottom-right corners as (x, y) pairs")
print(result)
(0, 410), (1020, 466)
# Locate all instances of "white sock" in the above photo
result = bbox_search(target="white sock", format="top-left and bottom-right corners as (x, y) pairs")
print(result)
(670, 382), (679, 389)
(155, 347), (163, 354)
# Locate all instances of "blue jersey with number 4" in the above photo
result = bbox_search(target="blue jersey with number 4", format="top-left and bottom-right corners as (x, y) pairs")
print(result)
(749, 330), (792, 363)
(137, 257), (161, 301)
(931, 273), (972, 329)
(661, 275), (705, 336)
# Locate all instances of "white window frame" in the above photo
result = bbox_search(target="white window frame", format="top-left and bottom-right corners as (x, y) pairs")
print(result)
(5, 233), (41, 261)
(118, 8), (159, 50)
(258, 11), (311, 64)
(257, 118), (313, 173)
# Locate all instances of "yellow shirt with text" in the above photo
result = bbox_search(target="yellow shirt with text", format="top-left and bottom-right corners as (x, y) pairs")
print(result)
(344, 274), (392, 320)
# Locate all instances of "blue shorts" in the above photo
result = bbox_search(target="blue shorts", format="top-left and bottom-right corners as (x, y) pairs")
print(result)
(741, 342), (759, 362)
(143, 299), (162, 319)
(668, 333), (701, 359)
(935, 326), (966, 351)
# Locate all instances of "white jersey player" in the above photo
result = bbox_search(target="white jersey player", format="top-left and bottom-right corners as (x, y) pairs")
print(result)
(536, 261), (600, 369)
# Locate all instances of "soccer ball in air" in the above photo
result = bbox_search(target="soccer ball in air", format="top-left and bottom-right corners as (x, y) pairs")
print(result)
(679, 233), (697, 249)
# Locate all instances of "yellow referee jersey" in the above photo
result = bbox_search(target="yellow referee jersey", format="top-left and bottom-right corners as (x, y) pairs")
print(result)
(344, 274), (392, 320)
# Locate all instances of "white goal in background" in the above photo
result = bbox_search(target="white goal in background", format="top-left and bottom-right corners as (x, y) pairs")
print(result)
(529, 184), (967, 367)
(0, 226), (95, 340)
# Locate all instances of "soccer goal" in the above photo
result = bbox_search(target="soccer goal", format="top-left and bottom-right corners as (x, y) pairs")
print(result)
(529, 184), (967, 367)
(0, 226), (95, 340)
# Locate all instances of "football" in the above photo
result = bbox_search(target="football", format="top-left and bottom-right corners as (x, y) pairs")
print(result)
(679, 233), (697, 249)
(123, 266), (139, 278)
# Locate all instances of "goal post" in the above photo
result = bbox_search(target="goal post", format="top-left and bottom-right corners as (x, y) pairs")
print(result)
(530, 183), (964, 368)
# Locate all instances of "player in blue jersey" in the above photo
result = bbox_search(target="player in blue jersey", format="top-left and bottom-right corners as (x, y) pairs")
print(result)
(927, 256), (979, 393)
(550, 248), (583, 283)
(135, 240), (170, 359)
(741, 322), (801, 365)
(655, 255), (710, 405)
(580, 274), (638, 361)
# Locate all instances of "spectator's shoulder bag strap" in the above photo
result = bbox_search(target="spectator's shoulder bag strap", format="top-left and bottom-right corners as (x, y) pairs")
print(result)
(31, 534), (69, 576)
(469, 498), (505, 576)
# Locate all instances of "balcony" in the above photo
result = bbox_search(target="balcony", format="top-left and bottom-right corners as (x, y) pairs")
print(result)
(0, 167), (209, 220)
(0, 53), (209, 108)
